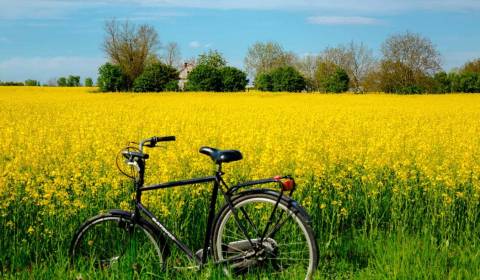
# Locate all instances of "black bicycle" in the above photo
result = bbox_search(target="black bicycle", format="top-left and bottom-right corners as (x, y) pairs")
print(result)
(70, 136), (318, 279)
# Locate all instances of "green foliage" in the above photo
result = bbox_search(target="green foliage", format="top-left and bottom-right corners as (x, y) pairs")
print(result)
(132, 63), (179, 92)
(432, 72), (450, 93)
(67, 75), (81, 87)
(254, 72), (273, 91)
(185, 64), (223, 91)
(431, 71), (480, 93)
(57, 77), (67, 87)
(378, 60), (428, 94)
(220, 66), (248, 92)
(255, 66), (306, 92)
(97, 63), (127, 92)
(84, 77), (94, 87)
(324, 68), (350, 93)
(24, 79), (40, 86)
(164, 80), (180, 91)
(197, 50), (227, 69)
(269, 66), (306, 92)
(0, 81), (24, 86)
(460, 58), (480, 74)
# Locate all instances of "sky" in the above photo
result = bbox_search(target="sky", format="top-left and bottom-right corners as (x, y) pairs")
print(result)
(0, 0), (479, 83)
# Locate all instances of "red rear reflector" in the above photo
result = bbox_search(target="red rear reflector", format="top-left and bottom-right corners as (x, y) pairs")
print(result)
(281, 179), (295, 191)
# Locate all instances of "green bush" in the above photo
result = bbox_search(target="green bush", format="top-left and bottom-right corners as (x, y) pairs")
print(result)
(254, 72), (273, 91)
(164, 80), (179, 91)
(324, 68), (350, 93)
(84, 77), (94, 87)
(270, 66), (306, 92)
(67, 75), (80, 87)
(97, 63), (127, 92)
(133, 63), (178, 92)
(57, 77), (67, 87)
(185, 64), (223, 91)
(255, 66), (305, 92)
(24, 79), (40, 86)
(221, 66), (248, 92)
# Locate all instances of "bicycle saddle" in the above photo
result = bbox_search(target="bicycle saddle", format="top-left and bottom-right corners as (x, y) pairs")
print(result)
(199, 147), (243, 164)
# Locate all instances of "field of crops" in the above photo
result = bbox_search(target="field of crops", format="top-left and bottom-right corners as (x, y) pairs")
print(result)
(1, 86), (480, 279)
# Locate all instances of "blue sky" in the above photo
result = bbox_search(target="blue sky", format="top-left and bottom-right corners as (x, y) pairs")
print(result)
(0, 0), (479, 83)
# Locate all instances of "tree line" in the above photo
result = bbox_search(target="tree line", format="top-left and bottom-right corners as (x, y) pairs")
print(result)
(3, 19), (479, 94)
(97, 20), (480, 93)
(0, 76), (94, 87)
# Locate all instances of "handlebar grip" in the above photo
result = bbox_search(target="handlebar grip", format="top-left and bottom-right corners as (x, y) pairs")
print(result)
(154, 136), (176, 142)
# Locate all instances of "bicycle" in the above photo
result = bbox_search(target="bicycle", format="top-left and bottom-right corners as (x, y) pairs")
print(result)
(70, 136), (318, 279)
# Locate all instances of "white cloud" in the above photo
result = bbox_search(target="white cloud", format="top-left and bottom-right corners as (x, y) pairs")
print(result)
(189, 41), (201, 48)
(2, 0), (480, 20)
(0, 56), (105, 83)
(307, 16), (382, 25)
(128, 0), (480, 12)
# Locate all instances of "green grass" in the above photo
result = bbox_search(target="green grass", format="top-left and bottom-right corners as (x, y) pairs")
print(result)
(2, 167), (480, 279)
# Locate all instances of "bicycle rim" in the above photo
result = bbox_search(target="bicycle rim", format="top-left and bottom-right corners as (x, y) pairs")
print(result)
(213, 194), (317, 280)
(71, 215), (164, 277)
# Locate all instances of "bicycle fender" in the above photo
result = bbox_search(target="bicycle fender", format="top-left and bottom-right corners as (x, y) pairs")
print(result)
(229, 189), (313, 224)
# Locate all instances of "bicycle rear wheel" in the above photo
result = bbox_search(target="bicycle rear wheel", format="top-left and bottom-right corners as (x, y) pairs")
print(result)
(69, 211), (167, 277)
(212, 191), (318, 279)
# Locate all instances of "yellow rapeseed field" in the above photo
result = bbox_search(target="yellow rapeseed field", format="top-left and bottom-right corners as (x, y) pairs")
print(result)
(1, 86), (480, 272)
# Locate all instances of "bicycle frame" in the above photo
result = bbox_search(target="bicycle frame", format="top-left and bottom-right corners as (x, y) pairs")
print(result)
(131, 157), (291, 267)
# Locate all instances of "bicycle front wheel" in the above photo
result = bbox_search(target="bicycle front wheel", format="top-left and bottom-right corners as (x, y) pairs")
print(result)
(69, 211), (167, 277)
(212, 191), (318, 280)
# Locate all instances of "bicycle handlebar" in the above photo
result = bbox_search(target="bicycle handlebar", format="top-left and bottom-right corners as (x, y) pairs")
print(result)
(139, 135), (176, 151)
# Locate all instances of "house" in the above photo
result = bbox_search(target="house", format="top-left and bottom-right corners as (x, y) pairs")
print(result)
(178, 62), (195, 90)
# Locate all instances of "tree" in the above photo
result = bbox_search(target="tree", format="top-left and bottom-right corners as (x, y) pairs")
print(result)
(133, 62), (179, 92)
(315, 60), (338, 92)
(97, 63), (127, 92)
(254, 72), (273, 91)
(379, 31), (441, 93)
(24, 79), (39, 86)
(294, 54), (320, 91)
(84, 77), (94, 87)
(324, 68), (349, 93)
(378, 60), (428, 94)
(221, 66), (248, 92)
(67, 75), (80, 87)
(432, 72), (450, 93)
(320, 42), (375, 92)
(270, 66), (306, 92)
(103, 19), (160, 89)
(460, 58), (480, 74)
(197, 50), (226, 68)
(163, 42), (181, 68)
(185, 64), (223, 91)
(244, 41), (295, 77)
(57, 77), (67, 87)
(255, 66), (306, 92)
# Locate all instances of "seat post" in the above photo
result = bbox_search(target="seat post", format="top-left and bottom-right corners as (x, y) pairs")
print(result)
(215, 163), (223, 175)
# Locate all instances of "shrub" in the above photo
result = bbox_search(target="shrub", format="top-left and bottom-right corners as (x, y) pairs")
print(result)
(133, 63), (178, 92)
(221, 66), (248, 92)
(67, 75), (81, 87)
(57, 77), (67, 87)
(185, 64), (223, 91)
(24, 79), (40, 86)
(324, 68), (350, 93)
(84, 77), (94, 87)
(255, 67), (306, 92)
(254, 72), (273, 91)
(97, 63), (127, 92)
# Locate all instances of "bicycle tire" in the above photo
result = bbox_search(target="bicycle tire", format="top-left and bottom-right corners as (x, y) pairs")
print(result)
(212, 190), (318, 280)
(69, 210), (167, 277)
